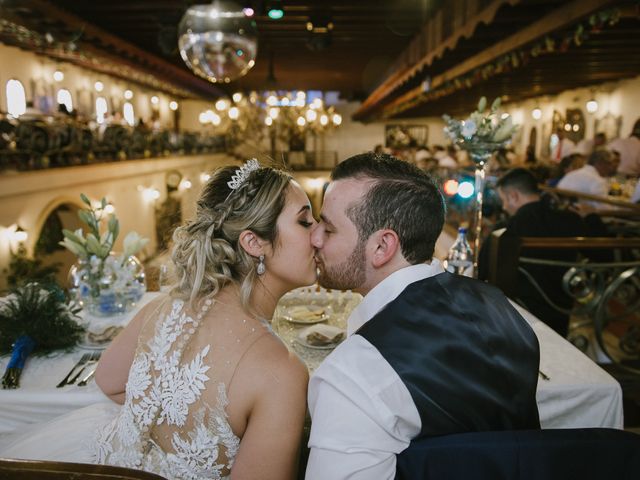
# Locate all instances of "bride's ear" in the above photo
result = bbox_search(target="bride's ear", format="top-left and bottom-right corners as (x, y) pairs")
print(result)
(238, 230), (266, 257)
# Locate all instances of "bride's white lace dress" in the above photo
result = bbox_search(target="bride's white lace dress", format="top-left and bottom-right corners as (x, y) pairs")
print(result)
(0, 298), (242, 480)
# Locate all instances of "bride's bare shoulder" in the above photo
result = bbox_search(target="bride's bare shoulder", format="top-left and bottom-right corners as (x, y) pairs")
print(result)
(238, 332), (309, 397)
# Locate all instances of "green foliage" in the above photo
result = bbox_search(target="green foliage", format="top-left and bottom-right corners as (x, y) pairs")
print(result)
(5, 244), (61, 289)
(0, 283), (84, 355)
(60, 195), (120, 261)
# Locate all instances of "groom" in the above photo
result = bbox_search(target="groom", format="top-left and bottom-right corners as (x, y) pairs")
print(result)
(306, 153), (540, 480)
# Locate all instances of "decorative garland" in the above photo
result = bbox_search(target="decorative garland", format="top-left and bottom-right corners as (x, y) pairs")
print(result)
(0, 18), (193, 98)
(385, 7), (623, 118)
(0, 283), (84, 389)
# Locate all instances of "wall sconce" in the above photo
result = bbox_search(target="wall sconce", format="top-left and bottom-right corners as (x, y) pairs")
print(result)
(124, 89), (134, 100)
(200, 172), (211, 183)
(179, 179), (192, 191)
(151, 95), (160, 105)
(13, 226), (28, 243)
(139, 186), (161, 202)
(531, 108), (542, 120)
(169, 101), (179, 111)
(1, 224), (28, 249)
(586, 99), (598, 113)
(94, 81), (104, 92)
(53, 70), (64, 82)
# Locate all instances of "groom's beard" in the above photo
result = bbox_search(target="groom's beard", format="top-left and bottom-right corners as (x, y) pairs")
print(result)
(316, 241), (366, 291)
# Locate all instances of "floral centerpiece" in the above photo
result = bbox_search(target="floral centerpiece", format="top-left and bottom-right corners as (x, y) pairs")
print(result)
(442, 97), (519, 277)
(443, 96), (517, 166)
(0, 283), (84, 388)
(61, 194), (149, 317)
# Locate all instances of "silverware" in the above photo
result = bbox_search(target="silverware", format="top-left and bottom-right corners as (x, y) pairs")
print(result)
(67, 351), (101, 386)
(56, 353), (90, 388)
(77, 367), (97, 387)
(539, 370), (551, 381)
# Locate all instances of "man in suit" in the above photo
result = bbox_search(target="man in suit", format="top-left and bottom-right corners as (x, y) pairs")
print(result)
(306, 153), (540, 480)
(478, 168), (588, 337)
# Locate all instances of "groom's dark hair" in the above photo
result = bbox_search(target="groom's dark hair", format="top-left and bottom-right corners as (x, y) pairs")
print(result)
(331, 152), (446, 263)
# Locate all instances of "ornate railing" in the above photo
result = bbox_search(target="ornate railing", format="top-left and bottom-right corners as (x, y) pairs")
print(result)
(488, 234), (640, 373)
(0, 114), (226, 172)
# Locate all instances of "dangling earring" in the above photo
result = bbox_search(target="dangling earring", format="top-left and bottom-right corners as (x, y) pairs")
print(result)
(257, 255), (266, 275)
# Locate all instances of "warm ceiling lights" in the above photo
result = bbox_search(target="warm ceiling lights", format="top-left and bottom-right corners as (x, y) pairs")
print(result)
(586, 99), (598, 113)
(53, 70), (64, 82)
(531, 108), (542, 120)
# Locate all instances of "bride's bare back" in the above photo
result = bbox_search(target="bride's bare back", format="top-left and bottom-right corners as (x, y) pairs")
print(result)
(95, 290), (307, 480)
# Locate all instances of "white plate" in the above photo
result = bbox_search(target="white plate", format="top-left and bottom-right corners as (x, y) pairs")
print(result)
(296, 324), (345, 350)
(282, 305), (329, 324)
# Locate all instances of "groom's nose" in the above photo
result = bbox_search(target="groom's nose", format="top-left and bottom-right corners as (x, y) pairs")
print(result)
(310, 224), (323, 248)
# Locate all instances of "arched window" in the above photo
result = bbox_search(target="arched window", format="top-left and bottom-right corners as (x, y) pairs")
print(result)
(123, 102), (135, 126)
(6, 79), (26, 117)
(56, 89), (73, 114)
(96, 97), (108, 124)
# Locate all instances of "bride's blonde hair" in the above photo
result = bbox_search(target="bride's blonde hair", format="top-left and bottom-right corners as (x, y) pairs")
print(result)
(171, 164), (292, 308)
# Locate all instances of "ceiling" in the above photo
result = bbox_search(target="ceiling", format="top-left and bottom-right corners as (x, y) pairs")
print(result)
(0, 0), (436, 99)
(0, 0), (638, 121)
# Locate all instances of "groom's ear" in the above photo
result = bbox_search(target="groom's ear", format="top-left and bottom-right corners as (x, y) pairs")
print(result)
(238, 230), (266, 257)
(370, 229), (401, 268)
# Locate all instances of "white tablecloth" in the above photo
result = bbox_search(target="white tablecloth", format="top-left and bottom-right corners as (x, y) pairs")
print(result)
(0, 292), (158, 435)
(0, 290), (623, 438)
(513, 302), (623, 429)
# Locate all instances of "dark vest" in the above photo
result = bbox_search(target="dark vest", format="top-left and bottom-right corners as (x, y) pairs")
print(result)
(358, 272), (540, 439)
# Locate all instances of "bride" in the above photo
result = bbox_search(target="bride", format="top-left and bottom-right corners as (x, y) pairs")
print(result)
(1, 160), (316, 479)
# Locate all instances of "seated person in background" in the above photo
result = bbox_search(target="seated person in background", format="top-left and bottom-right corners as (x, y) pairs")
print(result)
(551, 127), (576, 163)
(478, 168), (588, 337)
(608, 126), (640, 176)
(546, 153), (585, 187)
(556, 149), (619, 208)
(432, 145), (457, 168)
(576, 132), (607, 157)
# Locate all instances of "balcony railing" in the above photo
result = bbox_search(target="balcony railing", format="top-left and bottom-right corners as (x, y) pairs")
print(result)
(0, 113), (226, 172)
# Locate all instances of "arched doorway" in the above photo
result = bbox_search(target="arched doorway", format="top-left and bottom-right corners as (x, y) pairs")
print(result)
(33, 203), (83, 286)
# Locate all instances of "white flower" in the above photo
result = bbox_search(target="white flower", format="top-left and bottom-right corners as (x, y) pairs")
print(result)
(123, 231), (149, 259)
(461, 120), (477, 138)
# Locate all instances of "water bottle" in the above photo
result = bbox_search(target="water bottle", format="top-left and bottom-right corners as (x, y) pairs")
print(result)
(445, 227), (473, 277)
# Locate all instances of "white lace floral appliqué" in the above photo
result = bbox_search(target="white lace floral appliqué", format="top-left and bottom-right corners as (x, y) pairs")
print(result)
(91, 299), (240, 480)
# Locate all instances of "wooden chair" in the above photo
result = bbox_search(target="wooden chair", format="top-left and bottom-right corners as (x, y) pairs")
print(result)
(487, 232), (640, 407)
(0, 458), (167, 480)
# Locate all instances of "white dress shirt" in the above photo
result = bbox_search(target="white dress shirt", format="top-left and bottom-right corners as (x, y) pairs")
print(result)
(556, 164), (608, 208)
(306, 261), (444, 480)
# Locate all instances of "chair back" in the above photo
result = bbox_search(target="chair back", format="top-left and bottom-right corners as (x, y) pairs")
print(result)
(395, 428), (640, 480)
(0, 458), (167, 480)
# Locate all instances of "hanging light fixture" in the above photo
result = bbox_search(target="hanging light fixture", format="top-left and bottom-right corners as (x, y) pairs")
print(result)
(178, 1), (258, 84)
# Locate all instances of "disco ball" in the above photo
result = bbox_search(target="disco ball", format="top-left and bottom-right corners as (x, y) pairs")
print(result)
(178, 1), (258, 84)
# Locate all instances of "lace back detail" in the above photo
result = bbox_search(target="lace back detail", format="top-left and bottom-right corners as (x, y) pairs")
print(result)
(91, 298), (240, 480)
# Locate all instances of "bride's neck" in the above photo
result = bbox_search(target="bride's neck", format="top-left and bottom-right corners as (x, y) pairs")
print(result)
(215, 283), (279, 323)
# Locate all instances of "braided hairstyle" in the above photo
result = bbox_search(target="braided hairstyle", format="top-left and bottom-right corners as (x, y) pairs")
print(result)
(171, 164), (292, 308)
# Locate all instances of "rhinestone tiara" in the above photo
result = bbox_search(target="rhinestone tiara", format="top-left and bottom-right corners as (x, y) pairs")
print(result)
(227, 158), (260, 191)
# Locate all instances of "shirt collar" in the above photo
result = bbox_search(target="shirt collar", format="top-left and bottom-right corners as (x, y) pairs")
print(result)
(347, 259), (444, 336)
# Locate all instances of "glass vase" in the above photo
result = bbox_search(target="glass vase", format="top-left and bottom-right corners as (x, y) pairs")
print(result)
(466, 148), (494, 278)
(68, 253), (146, 317)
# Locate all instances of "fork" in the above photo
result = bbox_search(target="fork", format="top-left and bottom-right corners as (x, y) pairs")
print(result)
(68, 351), (101, 386)
(56, 353), (90, 388)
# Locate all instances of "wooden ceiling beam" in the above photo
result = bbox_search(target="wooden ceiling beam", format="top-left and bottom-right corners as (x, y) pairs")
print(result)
(20, 0), (222, 98)
(355, 0), (618, 121)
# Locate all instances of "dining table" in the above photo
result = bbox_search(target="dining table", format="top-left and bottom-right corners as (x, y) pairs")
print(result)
(0, 284), (623, 439)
